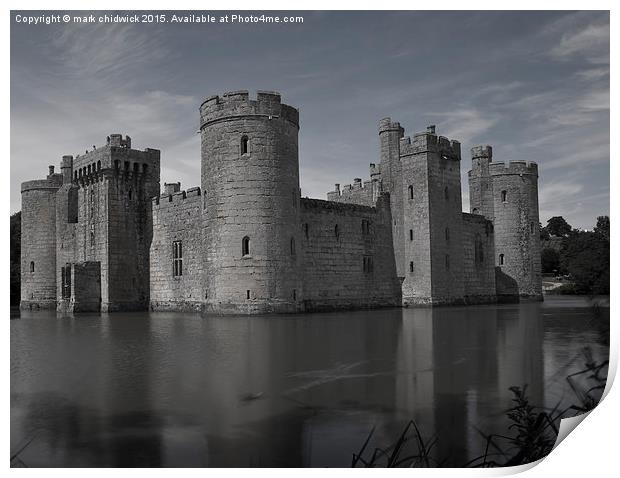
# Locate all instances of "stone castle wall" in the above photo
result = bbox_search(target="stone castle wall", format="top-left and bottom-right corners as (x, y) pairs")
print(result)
(461, 213), (497, 303)
(20, 173), (63, 309)
(299, 197), (401, 311)
(200, 91), (302, 314)
(150, 188), (204, 311)
(489, 161), (542, 300)
(20, 90), (542, 314)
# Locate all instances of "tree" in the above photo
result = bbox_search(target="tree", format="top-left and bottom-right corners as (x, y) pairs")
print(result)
(561, 231), (609, 295)
(539, 223), (550, 241)
(594, 215), (609, 241)
(10, 211), (21, 306)
(541, 248), (560, 274)
(546, 216), (572, 237)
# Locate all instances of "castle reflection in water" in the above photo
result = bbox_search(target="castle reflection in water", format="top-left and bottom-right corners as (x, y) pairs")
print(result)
(11, 299), (604, 467)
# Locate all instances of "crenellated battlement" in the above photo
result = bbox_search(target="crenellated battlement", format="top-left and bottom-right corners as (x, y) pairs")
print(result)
(152, 186), (202, 208)
(21, 175), (63, 193)
(107, 134), (131, 148)
(399, 127), (461, 160)
(471, 145), (493, 160)
(378, 117), (404, 135)
(199, 90), (299, 128)
(489, 161), (538, 176)
(68, 136), (160, 186)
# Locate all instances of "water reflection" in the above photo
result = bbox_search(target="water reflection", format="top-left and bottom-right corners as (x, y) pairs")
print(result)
(11, 298), (608, 467)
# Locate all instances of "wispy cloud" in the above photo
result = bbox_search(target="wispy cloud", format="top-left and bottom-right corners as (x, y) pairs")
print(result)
(430, 108), (498, 146)
(549, 22), (610, 62)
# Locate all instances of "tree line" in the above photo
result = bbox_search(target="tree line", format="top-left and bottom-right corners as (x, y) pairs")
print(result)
(540, 215), (610, 295)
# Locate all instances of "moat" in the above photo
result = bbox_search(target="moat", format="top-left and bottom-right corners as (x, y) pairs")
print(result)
(10, 296), (608, 467)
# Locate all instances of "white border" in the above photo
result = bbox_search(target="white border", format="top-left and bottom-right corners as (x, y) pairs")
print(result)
(4, 1), (616, 476)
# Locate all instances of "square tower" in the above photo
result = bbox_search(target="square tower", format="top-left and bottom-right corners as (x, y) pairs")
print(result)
(399, 126), (465, 305)
(69, 135), (161, 311)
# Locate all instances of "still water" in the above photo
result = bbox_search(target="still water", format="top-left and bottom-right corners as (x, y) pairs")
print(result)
(11, 296), (609, 467)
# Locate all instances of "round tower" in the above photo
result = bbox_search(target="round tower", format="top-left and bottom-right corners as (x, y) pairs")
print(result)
(490, 161), (542, 300)
(199, 90), (302, 313)
(20, 169), (63, 309)
(468, 145), (494, 219)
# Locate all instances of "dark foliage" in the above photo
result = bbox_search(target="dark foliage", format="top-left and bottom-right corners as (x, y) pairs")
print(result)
(10, 211), (21, 306)
(539, 223), (550, 241)
(546, 216), (572, 237)
(540, 248), (560, 274)
(594, 215), (609, 241)
(560, 231), (609, 294)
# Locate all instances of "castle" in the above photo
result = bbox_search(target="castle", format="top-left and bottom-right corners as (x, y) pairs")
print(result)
(20, 90), (542, 314)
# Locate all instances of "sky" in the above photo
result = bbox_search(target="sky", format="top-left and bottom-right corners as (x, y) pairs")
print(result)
(10, 11), (609, 229)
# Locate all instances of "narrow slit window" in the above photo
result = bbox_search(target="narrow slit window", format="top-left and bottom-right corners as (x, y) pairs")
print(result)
(499, 253), (505, 266)
(444, 186), (449, 200)
(445, 254), (450, 270)
(501, 190), (507, 203)
(408, 185), (414, 199)
(242, 236), (250, 256)
(241, 135), (249, 155)
(304, 223), (309, 239)
(173, 241), (183, 277)
(290, 237), (296, 255)
(445, 227), (450, 242)
(409, 229), (413, 241)
(30, 261), (35, 273)
(246, 290), (251, 300)
(409, 261), (414, 273)
(334, 224), (340, 240)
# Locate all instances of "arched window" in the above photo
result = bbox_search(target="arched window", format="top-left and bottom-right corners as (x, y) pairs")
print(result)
(409, 229), (413, 241)
(30, 261), (34, 273)
(241, 135), (249, 155)
(408, 185), (414, 199)
(472, 208), (479, 214)
(501, 190), (507, 202)
(445, 227), (450, 242)
(499, 253), (505, 266)
(444, 186), (449, 200)
(242, 236), (250, 256)
(334, 224), (340, 240)
(290, 237), (296, 255)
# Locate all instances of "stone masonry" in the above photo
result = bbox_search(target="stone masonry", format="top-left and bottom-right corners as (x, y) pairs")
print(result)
(20, 90), (542, 314)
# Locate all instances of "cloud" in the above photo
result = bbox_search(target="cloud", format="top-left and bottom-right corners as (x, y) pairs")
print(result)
(429, 108), (498, 145)
(574, 67), (610, 81)
(550, 23), (610, 58)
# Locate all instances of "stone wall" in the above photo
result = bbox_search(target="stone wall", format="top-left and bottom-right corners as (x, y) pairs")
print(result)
(326, 178), (377, 207)
(200, 91), (302, 314)
(461, 213), (497, 303)
(150, 188), (204, 311)
(299, 196), (401, 311)
(20, 172), (63, 309)
(489, 161), (542, 300)
(71, 261), (101, 312)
